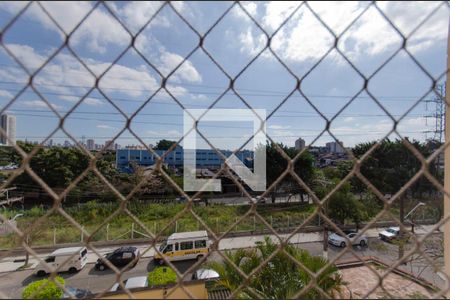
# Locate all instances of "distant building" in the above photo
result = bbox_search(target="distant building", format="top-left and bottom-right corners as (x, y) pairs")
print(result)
(326, 141), (345, 154)
(116, 145), (254, 173)
(0, 114), (16, 146)
(105, 140), (114, 150)
(87, 139), (95, 150)
(295, 138), (306, 151)
(63, 140), (71, 148)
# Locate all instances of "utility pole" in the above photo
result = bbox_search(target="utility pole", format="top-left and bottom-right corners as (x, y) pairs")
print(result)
(425, 84), (446, 143)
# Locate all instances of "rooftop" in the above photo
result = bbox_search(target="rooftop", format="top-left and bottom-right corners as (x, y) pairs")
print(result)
(50, 246), (85, 256)
(168, 231), (208, 240)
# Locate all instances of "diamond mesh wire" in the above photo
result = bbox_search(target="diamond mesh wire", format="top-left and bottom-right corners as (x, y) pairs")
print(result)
(0, 1), (448, 299)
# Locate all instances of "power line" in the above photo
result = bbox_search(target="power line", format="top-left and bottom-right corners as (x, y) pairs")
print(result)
(0, 80), (431, 101)
(1, 108), (427, 118)
(14, 131), (425, 140)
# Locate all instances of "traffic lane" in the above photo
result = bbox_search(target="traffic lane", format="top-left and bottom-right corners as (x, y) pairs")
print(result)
(0, 257), (200, 298)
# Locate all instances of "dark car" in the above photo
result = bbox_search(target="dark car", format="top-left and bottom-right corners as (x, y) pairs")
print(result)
(62, 287), (93, 299)
(95, 246), (140, 271)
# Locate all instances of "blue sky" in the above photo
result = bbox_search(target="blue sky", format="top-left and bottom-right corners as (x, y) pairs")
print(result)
(0, 1), (448, 151)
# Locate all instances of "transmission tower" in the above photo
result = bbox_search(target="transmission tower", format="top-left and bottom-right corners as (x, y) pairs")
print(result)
(424, 83), (446, 143)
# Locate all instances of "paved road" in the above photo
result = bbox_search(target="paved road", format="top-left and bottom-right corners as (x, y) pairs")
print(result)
(0, 224), (443, 298)
(0, 234), (445, 298)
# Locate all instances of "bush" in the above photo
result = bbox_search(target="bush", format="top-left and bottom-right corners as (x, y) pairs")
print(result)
(22, 276), (65, 299)
(148, 267), (177, 287)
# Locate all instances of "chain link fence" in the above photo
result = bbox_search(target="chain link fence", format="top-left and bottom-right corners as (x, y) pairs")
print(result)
(0, 1), (449, 299)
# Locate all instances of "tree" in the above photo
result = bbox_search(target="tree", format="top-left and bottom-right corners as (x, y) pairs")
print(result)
(327, 182), (364, 228)
(154, 140), (177, 150)
(22, 276), (65, 299)
(148, 266), (177, 286)
(207, 237), (342, 299)
(265, 142), (315, 203)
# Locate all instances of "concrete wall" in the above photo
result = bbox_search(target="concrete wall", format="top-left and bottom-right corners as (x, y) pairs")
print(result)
(101, 281), (208, 299)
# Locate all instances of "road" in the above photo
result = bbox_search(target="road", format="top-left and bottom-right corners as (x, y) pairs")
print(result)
(0, 233), (444, 298)
(208, 194), (305, 205)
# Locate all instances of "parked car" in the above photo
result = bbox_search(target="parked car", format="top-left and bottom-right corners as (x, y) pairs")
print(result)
(192, 268), (220, 281)
(328, 230), (368, 247)
(62, 287), (93, 299)
(95, 246), (140, 271)
(110, 276), (148, 292)
(379, 227), (400, 242)
(256, 196), (266, 203)
(35, 247), (88, 276)
(248, 196), (267, 204)
(175, 196), (187, 203)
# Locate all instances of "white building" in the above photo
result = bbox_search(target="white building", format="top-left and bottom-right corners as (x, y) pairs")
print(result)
(326, 141), (345, 154)
(86, 139), (95, 150)
(295, 137), (306, 151)
(0, 114), (16, 146)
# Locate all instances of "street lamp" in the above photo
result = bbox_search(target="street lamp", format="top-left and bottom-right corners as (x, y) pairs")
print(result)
(404, 202), (426, 221)
(405, 202), (426, 234)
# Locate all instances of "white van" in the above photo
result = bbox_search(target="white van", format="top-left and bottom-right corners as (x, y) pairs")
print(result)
(35, 246), (88, 276)
(154, 231), (209, 264)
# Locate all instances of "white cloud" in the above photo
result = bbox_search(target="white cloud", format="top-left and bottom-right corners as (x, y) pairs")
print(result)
(159, 52), (202, 83)
(4, 44), (46, 71)
(97, 124), (115, 130)
(0, 90), (13, 98)
(239, 29), (267, 57)
(0, 43), (192, 100)
(234, 1), (447, 64)
(109, 1), (167, 33)
(343, 117), (355, 123)
(84, 98), (104, 106)
(22, 100), (62, 110)
(190, 94), (208, 101)
(268, 124), (291, 130)
(147, 130), (181, 137)
(60, 95), (103, 107)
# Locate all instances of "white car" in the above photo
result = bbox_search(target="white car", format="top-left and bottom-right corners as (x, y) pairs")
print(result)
(328, 231), (368, 247)
(110, 276), (148, 292)
(379, 227), (400, 242)
(192, 268), (220, 281)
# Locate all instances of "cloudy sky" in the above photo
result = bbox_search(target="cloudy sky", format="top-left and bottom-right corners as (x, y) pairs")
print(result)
(0, 1), (448, 151)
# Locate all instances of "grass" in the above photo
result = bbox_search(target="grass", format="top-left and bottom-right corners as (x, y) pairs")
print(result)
(0, 201), (316, 249)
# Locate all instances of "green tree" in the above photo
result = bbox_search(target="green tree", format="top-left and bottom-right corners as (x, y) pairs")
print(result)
(148, 266), (177, 286)
(154, 139), (177, 150)
(327, 182), (364, 227)
(22, 276), (65, 299)
(352, 138), (438, 196)
(207, 237), (342, 299)
(265, 142), (315, 203)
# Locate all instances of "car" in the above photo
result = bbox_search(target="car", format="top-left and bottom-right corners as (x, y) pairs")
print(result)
(192, 268), (220, 281)
(62, 287), (93, 299)
(35, 247), (88, 276)
(110, 276), (148, 292)
(256, 196), (266, 204)
(248, 196), (267, 204)
(379, 227), (400, 242)
(328, 230), (368, 247)
(95, 246), (140, 271)
(175, 196), (187, 203)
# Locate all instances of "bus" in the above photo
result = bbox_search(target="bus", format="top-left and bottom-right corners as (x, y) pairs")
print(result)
(154, 231), (209, 264)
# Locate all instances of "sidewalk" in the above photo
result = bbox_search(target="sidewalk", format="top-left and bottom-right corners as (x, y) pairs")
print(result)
(0, 224), (438, 273)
